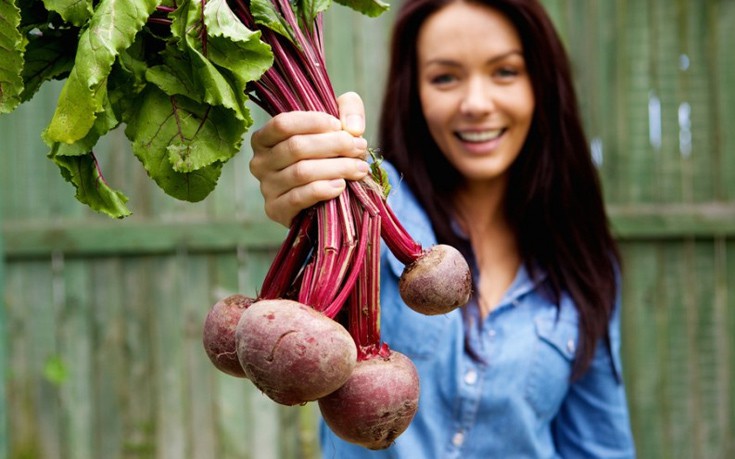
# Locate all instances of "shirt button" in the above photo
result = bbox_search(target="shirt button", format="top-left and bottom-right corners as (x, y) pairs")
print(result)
(464, 370), (478, 385)
(452, 432), (465, 447)
(488, 329), (496, 337)
(567, 339), (576, 354)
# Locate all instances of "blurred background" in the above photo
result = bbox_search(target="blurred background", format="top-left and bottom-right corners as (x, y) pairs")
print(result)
(1, 0), (734, 457)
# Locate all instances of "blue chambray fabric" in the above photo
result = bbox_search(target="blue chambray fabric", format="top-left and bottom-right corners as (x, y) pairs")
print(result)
(319, 162), (636, 459)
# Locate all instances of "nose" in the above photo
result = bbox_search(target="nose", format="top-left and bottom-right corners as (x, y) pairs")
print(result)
(459, 76), (494, 117)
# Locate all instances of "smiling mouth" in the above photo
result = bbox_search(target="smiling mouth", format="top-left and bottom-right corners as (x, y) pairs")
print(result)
(456, 129), (505, 143)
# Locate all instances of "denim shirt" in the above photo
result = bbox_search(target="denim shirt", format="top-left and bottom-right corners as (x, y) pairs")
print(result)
(320, 162), (636, 458)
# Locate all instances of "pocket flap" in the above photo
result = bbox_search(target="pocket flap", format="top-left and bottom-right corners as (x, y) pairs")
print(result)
(534, 317), (577, 361)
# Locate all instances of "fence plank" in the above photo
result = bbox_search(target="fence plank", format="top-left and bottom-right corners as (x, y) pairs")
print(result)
(0, 194), (6, 459)
(715, 1), (735, 201)
(58, 256), (95, 459)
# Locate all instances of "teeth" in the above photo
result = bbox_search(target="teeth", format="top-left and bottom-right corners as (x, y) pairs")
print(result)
(457, 129), (503, 142)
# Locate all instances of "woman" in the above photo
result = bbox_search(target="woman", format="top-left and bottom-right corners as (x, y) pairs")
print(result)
(249, 0), (637, 457)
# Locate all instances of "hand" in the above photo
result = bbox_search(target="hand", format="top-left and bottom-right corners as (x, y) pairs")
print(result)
(249, 92), (370, 227)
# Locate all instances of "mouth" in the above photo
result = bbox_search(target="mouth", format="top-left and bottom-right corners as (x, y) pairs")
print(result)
(455, 128), (505, 143)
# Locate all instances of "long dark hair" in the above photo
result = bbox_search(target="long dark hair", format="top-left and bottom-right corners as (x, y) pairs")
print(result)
(378, 0), (621, 378)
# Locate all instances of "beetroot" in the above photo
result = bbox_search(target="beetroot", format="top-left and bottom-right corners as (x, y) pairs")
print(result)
(202, 294), (255, 378)
(318, 350), (419, 450)
(236, 299), (357, 406)
(398, 244), (472, 315)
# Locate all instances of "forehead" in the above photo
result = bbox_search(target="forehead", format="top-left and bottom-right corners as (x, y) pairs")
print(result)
(417, 2), (523, 60)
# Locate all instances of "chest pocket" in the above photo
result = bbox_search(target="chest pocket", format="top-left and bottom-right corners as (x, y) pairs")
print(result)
(524, 314), (578, 419)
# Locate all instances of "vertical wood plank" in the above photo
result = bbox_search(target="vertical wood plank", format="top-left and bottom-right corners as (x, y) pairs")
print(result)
(90, 259), (130, 458)
(17, 260), (63, 458)
(727, 240), (735, 458)
(121, 257), (157, 458)
(183, 255), (217, 459)
(152, 254), (187, 459)
(619, 0), (655, 204)
(715, 0), (735, 201)
(620, 242), (665, 458)
(57, 255), (95, 459)
(0, 201), (6, 459)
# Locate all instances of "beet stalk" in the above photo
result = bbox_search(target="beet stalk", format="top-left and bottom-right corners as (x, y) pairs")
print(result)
(318, 213), (420, 450)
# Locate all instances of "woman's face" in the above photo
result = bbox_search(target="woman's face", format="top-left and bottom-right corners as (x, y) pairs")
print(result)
(417, 1), (535, 188)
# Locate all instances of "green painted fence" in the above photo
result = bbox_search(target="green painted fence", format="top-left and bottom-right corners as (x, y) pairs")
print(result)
(1, 0), (734, 458)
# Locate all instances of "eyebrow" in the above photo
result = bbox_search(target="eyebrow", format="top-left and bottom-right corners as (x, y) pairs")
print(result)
(424, 49), (524, 67)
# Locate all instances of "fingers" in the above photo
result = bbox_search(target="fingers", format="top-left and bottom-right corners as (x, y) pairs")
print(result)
(259, 156), (370, 226)
(250, 112), (368, 178)
(251, 111), (341, 150)
(248, 93), (369, 227)
(264, 179), (347, 227)
(337, 92), (366, 137)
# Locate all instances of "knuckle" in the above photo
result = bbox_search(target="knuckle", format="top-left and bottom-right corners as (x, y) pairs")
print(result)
(248, 156), (262, 177)
(290, 160), (310, 183)
(269, 113), (291, 134)
(283, 135), (304, 161)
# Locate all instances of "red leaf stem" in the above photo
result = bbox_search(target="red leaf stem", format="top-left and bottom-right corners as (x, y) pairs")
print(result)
(322, 208), (370, 318)
(259, 209), (316, 299)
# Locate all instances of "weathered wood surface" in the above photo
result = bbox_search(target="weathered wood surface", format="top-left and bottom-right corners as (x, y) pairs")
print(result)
(1, 1), (734, 458)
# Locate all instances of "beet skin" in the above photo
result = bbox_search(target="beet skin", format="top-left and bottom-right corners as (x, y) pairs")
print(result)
(318, 350), (419, 450)
(399, 244), (472, 315)
(236, 299), (357, 406)
(202, 294), (255, 378)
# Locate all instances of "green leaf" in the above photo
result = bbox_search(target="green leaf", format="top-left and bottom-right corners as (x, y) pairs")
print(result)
(45, 83), (130, 218)
(52, 92), (120, 156)
(20, 30), (76, 103)
(294, 0), (331, 29)
(169, 0), (253, 122)
(124, 86), (241, 202)
(333, 0), (388, 18)
(49, 152), (132, 218)
(368, 147), (391, 198)
(146, 51), (201, 101)
(0, 0), (26, 113)
(250, 0), (298, 43)
(44, 0), (159, 144)
(43, 0), (93, 26)
(203, 0), (274, 85)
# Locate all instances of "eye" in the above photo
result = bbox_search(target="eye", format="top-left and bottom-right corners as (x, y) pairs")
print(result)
(430, 73), (457, 86)
(494, 66), (520, 79)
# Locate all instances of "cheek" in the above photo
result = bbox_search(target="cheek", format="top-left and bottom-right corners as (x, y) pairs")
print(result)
(516, 87), (535, 128)
(419, 91), (451, 144)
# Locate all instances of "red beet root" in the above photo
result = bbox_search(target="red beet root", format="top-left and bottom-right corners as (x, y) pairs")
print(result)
(202, 294), (255, 378)
(318, 350), (419, 450)
(236, 299), (357, 406)
(398, 244), (472, 315)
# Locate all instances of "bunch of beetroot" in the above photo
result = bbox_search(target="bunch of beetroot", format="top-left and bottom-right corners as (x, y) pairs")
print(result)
(200, 0), (472, 450)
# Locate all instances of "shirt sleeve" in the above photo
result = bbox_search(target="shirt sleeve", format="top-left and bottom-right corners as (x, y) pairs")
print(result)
(552, 294), (637, 459)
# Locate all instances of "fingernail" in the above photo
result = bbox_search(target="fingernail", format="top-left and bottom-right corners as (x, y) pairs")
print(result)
(353, 137), (368, 151)
(357, 160), (370, 173)
(329, 179), (345, 188)
(345, 114), (364, 133)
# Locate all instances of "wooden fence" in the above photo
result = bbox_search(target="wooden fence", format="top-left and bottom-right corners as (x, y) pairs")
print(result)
(1, 0), (734, 458)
